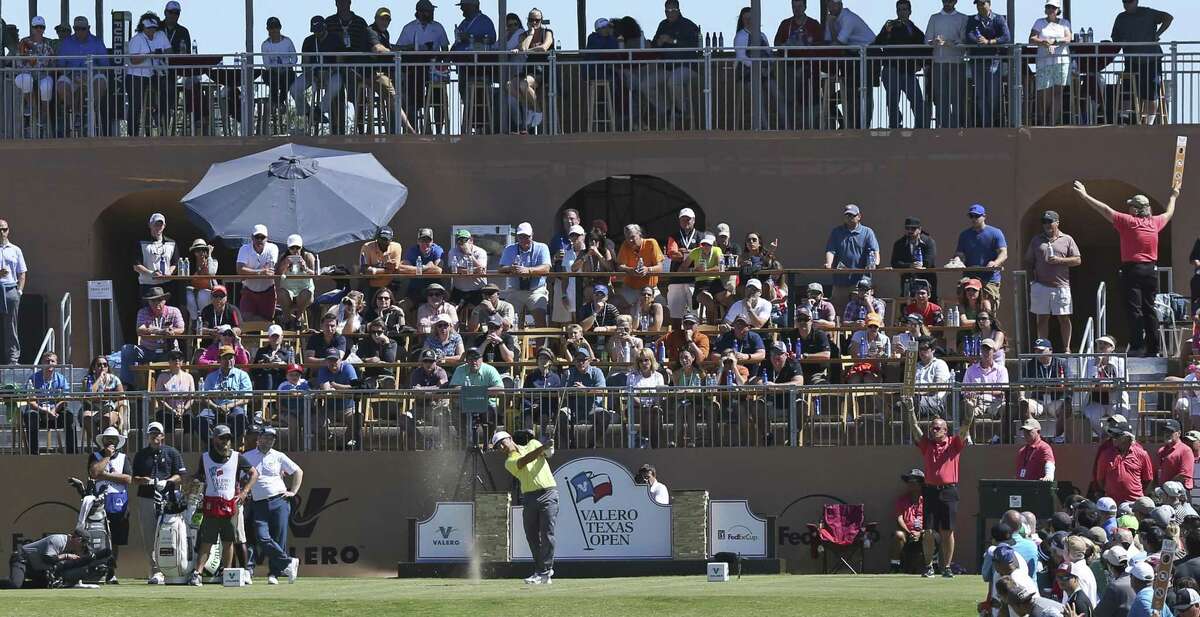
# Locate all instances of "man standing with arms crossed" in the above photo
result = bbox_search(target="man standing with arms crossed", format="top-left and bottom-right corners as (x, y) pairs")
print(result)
(492, 430), (557, 585)
(1074, 180), (1179, 357)
(905, 405), (976, 578)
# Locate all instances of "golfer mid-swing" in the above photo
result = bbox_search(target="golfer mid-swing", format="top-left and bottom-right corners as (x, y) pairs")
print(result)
(492, 430), (557, 585)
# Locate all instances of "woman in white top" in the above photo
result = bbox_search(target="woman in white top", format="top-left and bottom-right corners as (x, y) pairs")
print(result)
(126, 13), (171, 136)
(606, 315), (644, 366)
(261, 16), (299, 119)
(1082, 336), (1128, 436)
(630, 286), (665, 341)
(1029, 1), (1072, 126)
(627, 348), (667, 448)
(733, 6), (782, 130)
(510, 9), (554, 133)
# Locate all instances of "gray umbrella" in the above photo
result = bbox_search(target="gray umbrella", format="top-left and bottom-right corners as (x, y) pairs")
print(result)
(181, 143), (407, 252)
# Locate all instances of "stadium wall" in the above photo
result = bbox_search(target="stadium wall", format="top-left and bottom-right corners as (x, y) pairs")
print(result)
(3, 445), (1099, 577)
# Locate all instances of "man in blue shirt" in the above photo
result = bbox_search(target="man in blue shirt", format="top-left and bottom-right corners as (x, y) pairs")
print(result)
(710, 316), (767, 367)
(824, 204), (879, 305)
(955, 203), (1008, 310)
(401, 227), (445, 308)
(964, 0), (1011, 128)
(23, 351), (75, 454)
(55, 16), (110, 129)
(202, 346), (253, 443)
(1129, 560), (1173, 617)
(451, 0), (496, 129)
(314, 347), (361, 449)
(498, 222), (552, 327)
(563, 348), (609, 448)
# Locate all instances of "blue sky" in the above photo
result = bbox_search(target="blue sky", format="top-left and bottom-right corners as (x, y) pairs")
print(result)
(4, 0), (1198, 52)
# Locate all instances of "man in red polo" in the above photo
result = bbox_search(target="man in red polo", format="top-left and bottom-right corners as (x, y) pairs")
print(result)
(905, 405), (976, 579)
(1015, 418), (1055, 481)
(1158, 419), (1194, 489)
(1095, 420), (1154, 503)
(890, 468), (933, 574)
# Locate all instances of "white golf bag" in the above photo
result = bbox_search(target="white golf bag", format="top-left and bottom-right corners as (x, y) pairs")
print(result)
(156, 484), (221, 583)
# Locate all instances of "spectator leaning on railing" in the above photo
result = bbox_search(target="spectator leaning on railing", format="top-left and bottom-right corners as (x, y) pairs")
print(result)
(201, 345), (253, 443)
(824, 1), (876, 130)
(962, 338), (1008, 433)
(650, 0), (701, 128)
(498, 222), (551, 327)
(964, 0), (1011, 128)
(134, 213), (176, 299)
(55, 16), (110, 130)
(447, 229), (489, 323)
(955, 204), (1007, 311)
(1017, 338), (1068, 442)
(824, 204), (878, 306)
(314, 347), (361, 450)
(394, 0), (450, 130)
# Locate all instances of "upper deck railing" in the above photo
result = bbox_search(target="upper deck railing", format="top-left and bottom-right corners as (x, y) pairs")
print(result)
(0, 41), (1195, 139)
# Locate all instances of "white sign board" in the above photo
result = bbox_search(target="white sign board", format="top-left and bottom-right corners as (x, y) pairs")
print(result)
(415, 502), (474, 562)
(87, 280), (114, 301)
(511, 457), (672, 561)
(709, 500), (767, 558)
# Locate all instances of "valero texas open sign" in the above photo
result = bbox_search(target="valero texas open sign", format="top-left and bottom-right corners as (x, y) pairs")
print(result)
(511, 457), (672, 560)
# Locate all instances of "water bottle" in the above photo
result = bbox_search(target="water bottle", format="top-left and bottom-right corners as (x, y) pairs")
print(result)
(705, 32), (711, 49)
(636, 257), (644, 272)
(415, 255), (423, 273)
(859, 336), (868, 358)
(913, 245), (923, 266)
(858, 304), (867, 322)
(717, 32), (724, 48)
(794, 338), (803, 358)
(1086, 28), (1093, 43)
(760, 367), (769, 385)
(158, 253), (167, 276)
(724, 368), (733, 387)
(657, 341), (666, 363)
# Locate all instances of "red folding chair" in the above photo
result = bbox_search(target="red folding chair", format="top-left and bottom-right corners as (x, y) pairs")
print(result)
(805, 503), (878, 574)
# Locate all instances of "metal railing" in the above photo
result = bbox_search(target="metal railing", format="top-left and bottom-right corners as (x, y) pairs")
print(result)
(0, 41), (1196, 140)
(1096, 281), (1108, 339)
(3, 376), (1194, 455)
(60, 292), (72, 364)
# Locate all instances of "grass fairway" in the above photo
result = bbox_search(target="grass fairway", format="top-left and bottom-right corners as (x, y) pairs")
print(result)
(0, 574), (978, 616)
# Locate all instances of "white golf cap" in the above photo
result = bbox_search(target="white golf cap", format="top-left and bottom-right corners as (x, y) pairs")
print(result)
(516, 222), (533, 236)
(1045, 0), (1062, 8)
(490, 430), (512, 447)
(1096, 497), (1117, 513)
(1164, 480), (1187, 498)
(745, 278), (762, 290)
(1019, 418), (1041, 432)
(716, 223), (731, 237)
(1101, 545), (1128, 566)
(1096, 335), (1116, 348)
(148, 212), (166, 225)
(31, 15), (46, 27)
(701, 233), (715, 245)
(678, 207), (696, 219)
(568, 224), (586, 236)
(252, 224), (269, 238)
(287, 234), (303, 248)
(1128, 560), (1154, 582)
(146, 421), (165, 434)
(267, 324), (284, 337)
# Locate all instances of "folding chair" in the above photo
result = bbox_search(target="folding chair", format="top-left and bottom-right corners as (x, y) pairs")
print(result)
(805, 503), (878, 574)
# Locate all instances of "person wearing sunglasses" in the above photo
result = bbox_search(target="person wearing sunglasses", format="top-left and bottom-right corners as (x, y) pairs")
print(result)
(54, 16), (111, 134)
(904, 389), (977, 579)
(890, 217), (939, 300)
(235, 224), (280, 322)
(823, 204), (879, 307)
(954, 204), (1007, 312)
(82, 355), (128, 446)
(1111, 0), (1173, 126)
(0, 219), (26, 364)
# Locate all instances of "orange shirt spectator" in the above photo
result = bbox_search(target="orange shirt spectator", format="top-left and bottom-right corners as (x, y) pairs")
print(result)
(360, 228), (404, 289)
(616, 224), (664, 298)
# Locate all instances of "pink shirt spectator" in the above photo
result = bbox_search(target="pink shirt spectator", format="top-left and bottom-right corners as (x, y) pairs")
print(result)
(135, 305), (185, 352)
(1111, 212), (1167, 263)
(197, 343), (251, 366)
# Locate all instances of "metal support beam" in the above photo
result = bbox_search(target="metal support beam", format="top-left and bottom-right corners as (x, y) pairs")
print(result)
(59, 0), (66, 28)
(96, 0), (104, 40)
(28, 0), (36, 22)
(244, 0), (253, 54)
(576, 0), (585, 50)
(750, 0), (763, 128)
(819, 0), (829, 31)
(1063, 0), (1072, 23)
(498, 0), (506, 37)
(1006, 0), (1015, 38)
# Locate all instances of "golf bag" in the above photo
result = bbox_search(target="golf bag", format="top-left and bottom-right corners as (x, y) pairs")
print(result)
(67, 477), (113, 583)
(156, 483), (221, 583)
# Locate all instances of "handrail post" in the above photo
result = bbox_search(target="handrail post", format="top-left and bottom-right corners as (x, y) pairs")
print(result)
(240, 52), (252, 137)
(858, 46), (868, 130)
(547, 51), (558, 136)
(393, 52), (404, 135)
(703, 48), (713, 131)
(86, 57), (96, 137)
(1170, 42), (1179, 125)
(788, 388), (799, 447)
(1009, 44), (1022, 128)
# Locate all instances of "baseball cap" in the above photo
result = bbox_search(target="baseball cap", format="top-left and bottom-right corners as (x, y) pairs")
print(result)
(1164, 481), (1186, 498)
(218, 324), (235, 336)
(992, 544), (1016, 565)
(1171, 588), (1200, 612)
(1128, 560), (1154, 582)
(210, 284), (228, 297)
(1095, 335), (1116, 349)
(287, 234), (303, 248)
(376, 226), (394, 239)
(1042, 210), (1060, 223)
(855, 277), (873, 289)
(245, 424), (263, 436)
(433, 313), (453, 325)
(426, 282), (447, 294)
(148, 212), (166, 226)
(866, 314), (883, 327)
(417, 0), (437, 10)
(1185, 430), (1200, 443)
(142, 17), (160, 29)
(285, 363), (303, 375)
(904, 313), (924, 325)
(454, 228), (472, 240)
(376, 7), (392, 19)
(732, 314), (750, 325)
(252, 224), (269, 238)
(595, 17), (611, 30)
(516, 222), (533, 236)
(716, 223), (731, 237)
(701, 233), (715, 245)
(769, 341), (788, 355)
(682, 311), (699, 324)
(261, 426), (278, 437)
(678, 207), (696, 219)
(568, 225), (586, 237)
(165, 1), (182, 11)
(266, 324), (284, 337)
(537, 346), (556, 360)
(486, 314), (504, 328)
(1019, 418), (1041, 432)
(901, 468), (925, 482)
(979, 338), (998, 350)
(1033, 338), (1053, 351)
(481, 283), (500, 294)
(74, 16), (90, 27)
(1102, 545), (1129, 567)
(745, 278), (762, 290)
(417, 228), (434, 240)
(1165, 419), (1183, 433)
(490, 430), (511, 447)
(146, 421), (165, 435)
(573, 347), (592, 360)
(843, 204), (860, 216)
(463, 347), (482, 360)
(1127, 194), (1151, 209)
(1150, 505), (1175, 528)
(593, 284), (609, 296)
(31, 15), (46, 27)
(1133, 495), (1155, 513)
(212, 424), (232, 438)
(1054, 561), (1076, 579)
(968, 204), (986, 217)
(219, 345), (236, 357)
(457, 0), (480, 5)
(310, 15), (326, 31)
(324, 348), (342, 360)
(1096, 497), (1118, 514)
(961, 278), (983, 291)
(904, 217), (921, 228)
(266, 16), (282, 29)
(1045, 0), (1063, 9)
(807, 282), (824, 294)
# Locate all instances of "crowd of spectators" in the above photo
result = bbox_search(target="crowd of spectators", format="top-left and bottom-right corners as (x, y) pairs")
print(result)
(0, 0), (1177, 137)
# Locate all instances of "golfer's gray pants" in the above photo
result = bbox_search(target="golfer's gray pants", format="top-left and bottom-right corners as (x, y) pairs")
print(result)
(135, 497), (161, 576)
(523, 487), (558, 574)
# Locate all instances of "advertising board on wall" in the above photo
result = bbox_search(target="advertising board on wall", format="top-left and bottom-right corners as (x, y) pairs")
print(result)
(415, 502), (474, 562)
(709, 500), (767, 558)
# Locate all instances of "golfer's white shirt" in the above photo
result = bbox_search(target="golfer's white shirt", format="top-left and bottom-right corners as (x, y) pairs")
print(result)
(649, 481), (669, 506)
(243, 448), (300, 502)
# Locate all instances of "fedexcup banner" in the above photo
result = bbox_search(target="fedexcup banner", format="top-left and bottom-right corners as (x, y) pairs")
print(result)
(415, 502), (474, 562)
(511, 457), (672, 560)
(709, 500), (767, 558)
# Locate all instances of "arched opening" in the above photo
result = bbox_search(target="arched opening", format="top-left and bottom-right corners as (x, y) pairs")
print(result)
(93, 190), (223, 337)
(1022, 181), (1172, 351)
(558, 175), (704, 243)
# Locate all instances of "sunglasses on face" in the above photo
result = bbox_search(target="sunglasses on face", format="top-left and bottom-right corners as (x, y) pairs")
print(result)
(0, 228), (9, 232)
(905, 226), (919, 231)
(377, 296), (391, 301)
(436, 323), (450, 329)
(428, 292), (445, 298)
(968, 214), (982, 219)
(96, 362), (108, 367)
(253, 234), (267, 240)
(930, 425), (946, 432)
(370, 330), (385, 335)
(212, 293), (226, 298)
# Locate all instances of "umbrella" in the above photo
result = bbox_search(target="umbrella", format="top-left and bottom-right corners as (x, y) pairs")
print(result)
(181, 143), (407, 252)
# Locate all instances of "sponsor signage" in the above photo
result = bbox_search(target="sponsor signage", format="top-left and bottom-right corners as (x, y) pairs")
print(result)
(415, 502), (475, 562)
(511, 457), (671, 561)
(710, 500), (767, 558)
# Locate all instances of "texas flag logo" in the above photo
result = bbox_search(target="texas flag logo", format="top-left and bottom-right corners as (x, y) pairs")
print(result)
(570, 471), (613, 504)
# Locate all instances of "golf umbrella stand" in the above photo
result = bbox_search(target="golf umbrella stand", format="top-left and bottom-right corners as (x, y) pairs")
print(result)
(182, 143), (408, 252)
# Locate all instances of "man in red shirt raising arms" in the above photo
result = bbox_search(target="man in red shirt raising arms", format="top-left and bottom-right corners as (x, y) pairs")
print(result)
(906, 405), (977, 578)
(891, 468), (934, 574)
(1015, 419), (1055, 481)
(1095, 420), (1154, 503)
(1074, 180), (1180, 357)
(1159, 419), (1195, 490)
